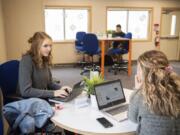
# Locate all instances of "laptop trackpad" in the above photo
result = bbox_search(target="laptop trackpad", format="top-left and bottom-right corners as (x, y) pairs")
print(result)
(106, 104), (128, 122)
(112, 111), (128, 122)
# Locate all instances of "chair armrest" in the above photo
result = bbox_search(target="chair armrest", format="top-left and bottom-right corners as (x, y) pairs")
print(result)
(4, 95), (23, 104)
(6, 95), (23, 100)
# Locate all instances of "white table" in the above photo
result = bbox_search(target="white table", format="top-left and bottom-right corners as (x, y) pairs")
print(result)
(51, 89), (137, 135)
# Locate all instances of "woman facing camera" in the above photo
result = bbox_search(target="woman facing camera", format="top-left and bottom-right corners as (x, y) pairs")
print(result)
(19, 32), (72, 98)
(128, 50), (180, 135)
(18, 32), (75, 134)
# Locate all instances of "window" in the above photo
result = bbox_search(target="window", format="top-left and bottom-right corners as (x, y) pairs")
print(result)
(170, 15), (176, 36)
(44, 7), (90, 41)
(107, 8), (152, 40)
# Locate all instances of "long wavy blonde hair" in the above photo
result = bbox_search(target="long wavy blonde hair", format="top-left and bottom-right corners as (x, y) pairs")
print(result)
(138, 50), (180, 118)
(25, 32), (52, 68)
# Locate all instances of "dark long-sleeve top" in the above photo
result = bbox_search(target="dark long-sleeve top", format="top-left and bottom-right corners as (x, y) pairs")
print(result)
(112, 31), (126, 48)
(128, 90), (180, 135)
(112, 31), (125, 38)
(18, 54), (57, 98)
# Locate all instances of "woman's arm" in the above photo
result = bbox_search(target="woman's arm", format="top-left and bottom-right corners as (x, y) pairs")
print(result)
(47, 68), (61, 90)
(19, 55), (54, 98)
(128, 90), (140, 123)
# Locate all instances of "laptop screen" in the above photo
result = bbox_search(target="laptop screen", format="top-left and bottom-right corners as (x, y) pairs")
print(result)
(94, 79), (126, 110)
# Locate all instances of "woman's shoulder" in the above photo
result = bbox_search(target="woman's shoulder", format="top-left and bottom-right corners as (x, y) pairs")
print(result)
(21, 54), (32, 61)
(131, 90), (142, 97)
(20, 54), (33, 65)
(129, 90), (143, 103)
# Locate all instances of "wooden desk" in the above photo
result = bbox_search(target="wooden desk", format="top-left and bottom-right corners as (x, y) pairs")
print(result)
(51, 89), (137, 135)
(99, 38), (132, 77)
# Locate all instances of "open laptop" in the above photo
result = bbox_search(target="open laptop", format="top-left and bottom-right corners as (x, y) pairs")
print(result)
(94, 79), (128, 122)
(48, 81), (85, 103)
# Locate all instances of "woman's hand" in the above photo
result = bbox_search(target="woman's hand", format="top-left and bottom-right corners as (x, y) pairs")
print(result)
(135, 74), (142, 90)
(54, 86), (72, 97)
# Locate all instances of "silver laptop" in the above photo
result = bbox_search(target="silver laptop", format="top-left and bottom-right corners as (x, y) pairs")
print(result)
(94, 79), (128, 122)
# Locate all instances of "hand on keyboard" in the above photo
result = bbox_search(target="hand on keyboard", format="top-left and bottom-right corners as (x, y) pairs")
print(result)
(54, 86), (72, 98)
(61, 86), (72, 94)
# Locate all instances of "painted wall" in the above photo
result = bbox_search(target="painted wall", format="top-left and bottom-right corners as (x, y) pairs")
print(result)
(2, 0), (180, 64)
(0, 0), (7, 63)
(2, 0), (44, 61)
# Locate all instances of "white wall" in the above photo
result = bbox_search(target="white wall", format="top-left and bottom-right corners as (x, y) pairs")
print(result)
(2, 0), (180, 63)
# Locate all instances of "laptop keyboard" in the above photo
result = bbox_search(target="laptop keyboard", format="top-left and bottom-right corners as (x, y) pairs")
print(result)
(49, 81), (84, 102)
(106, 104), (129, 115)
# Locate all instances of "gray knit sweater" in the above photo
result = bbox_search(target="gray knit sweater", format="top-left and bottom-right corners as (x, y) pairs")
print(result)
(128, 90), (180, 135)
(18, 55), (57, 98)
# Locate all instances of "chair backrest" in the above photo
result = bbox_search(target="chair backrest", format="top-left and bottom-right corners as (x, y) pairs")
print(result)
(0, 117), (3, 135)
(75, 31), (86, 46)
(76, 31), (86, 41)
(124, 32), (132, 39)
(122, 32), (132, 51)
(0, 60), (19, 102)
(0, 89), (4, 135)
(82, 33), (99, 55)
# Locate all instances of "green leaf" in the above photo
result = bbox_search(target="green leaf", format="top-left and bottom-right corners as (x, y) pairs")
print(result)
(83, 75), (104, 95)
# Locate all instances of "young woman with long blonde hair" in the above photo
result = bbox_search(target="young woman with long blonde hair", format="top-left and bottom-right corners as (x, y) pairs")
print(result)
(19, 32), (72, 98)
(128, 50), (180, 135)
(18, 32), (75, 134)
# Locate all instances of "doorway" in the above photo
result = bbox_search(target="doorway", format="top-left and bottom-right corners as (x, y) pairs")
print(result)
(160, 8), (180, 60)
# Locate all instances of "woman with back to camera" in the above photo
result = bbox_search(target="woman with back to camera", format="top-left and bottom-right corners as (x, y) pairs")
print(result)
(128, 50), (180, 135)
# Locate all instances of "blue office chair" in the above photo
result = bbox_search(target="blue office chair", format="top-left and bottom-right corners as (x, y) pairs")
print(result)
(0, 60), (22, 104)
(75, 31), (86, 50)
(0, 117), (3, 135)
(0, 89), (4, 135)
(80, 33), (101, 75)
(0, 61), (61, 135)
(108, 32), (132, 75)
(75, 31), (87, 67)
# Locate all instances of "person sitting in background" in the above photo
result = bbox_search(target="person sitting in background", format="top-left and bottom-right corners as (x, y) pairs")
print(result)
(128, 50), (180, 135)
(108, 24), (126, 62)
(112, 24), (125, 48)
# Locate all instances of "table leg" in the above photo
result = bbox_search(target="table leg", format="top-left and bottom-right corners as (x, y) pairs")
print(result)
(100, 41), (105, 78)
(128, 40), (132, 76)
